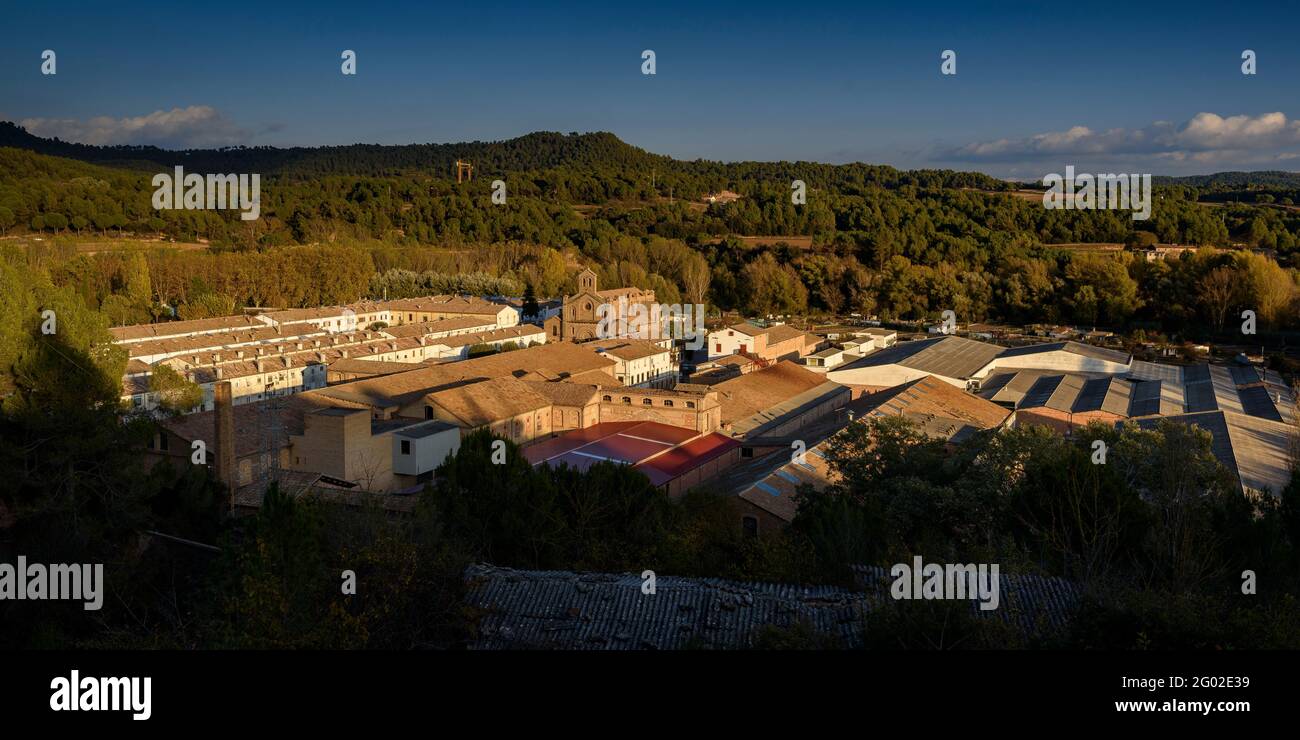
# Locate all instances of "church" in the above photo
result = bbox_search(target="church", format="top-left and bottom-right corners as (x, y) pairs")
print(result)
(544, 268), (657, 342)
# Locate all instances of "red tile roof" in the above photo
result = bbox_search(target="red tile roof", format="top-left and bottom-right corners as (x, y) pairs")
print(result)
(634, 433), (739, 486)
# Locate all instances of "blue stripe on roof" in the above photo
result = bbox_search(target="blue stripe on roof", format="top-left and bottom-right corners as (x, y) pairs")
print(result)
(775, 469), (800, 484)
(755, 481), (781, 497)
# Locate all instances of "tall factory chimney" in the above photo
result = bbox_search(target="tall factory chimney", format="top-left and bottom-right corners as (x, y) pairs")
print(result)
(213, 380), (237, 509)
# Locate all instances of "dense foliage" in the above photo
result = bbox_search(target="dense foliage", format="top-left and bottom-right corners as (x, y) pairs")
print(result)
(3, 127), (1300, 649)
(3, 127), (1300, 337)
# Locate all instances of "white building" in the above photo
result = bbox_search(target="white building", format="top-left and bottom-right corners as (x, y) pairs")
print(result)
(804, 347), (847, 372)
(392, 420), (462, 486)
(589, 338), (677, 388)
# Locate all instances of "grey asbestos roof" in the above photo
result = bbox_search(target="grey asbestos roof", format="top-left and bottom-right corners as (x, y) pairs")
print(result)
(730, 380), (850, 437)
(852, 566), (1082, 638)
(1123, 410), (1295, 496)
(1126, 411), (1240, 487)
(393, 420), (459, 438)
(1128, 360), (1182, 383)
(897, 412), (986, 443)
(1012, 373), (1139, 416)
(997, 341), (1131, 365)
(1000, 361), (1287, 422)
(464, 564), (866, 649)
(835, 336), (1004, 380)
(1021, 375), (1065, 409)
(1238, 385), (1284, 422)
(978, 370), (1057, 406)
(1127, 379), (1168, 417)
(463, 564), (1082, 649)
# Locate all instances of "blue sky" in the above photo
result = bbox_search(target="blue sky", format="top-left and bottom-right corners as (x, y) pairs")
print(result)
(2, 0), (1298, 177)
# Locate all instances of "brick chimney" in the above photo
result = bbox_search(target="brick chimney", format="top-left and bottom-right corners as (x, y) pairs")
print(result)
(213, 380), (237, 507)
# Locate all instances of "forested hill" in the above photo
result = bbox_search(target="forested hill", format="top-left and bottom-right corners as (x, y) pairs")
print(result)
(0, 122), (671, 176)
(0, 121), (1008, 191)
(1157, 171), (1300, 189)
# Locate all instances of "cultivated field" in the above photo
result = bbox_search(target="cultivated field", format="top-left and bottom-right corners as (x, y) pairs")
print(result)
(1, 235), (210, 254)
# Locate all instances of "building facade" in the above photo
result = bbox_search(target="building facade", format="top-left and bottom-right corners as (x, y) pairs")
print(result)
(543, 269), (657, 343)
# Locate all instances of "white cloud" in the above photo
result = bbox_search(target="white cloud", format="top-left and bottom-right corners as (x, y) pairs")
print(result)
(19, 106), (249, 148)
(939, 112), (1300, 164)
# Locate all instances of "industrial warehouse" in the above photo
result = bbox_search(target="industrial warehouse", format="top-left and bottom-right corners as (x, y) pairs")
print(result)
(109, 288), (1298, 528)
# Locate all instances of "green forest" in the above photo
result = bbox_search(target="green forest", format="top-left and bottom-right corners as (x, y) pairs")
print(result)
(3, 126), (1300, 649)
(3, 124), (1300, 339)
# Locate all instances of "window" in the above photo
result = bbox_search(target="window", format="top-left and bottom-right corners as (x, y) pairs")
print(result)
(715, 344), (722, 353)
(643, 398), (652, 405)
(424, 405), (434, 420)
(741, 447), (754, 459)
(159, 434), (169, 452)
(400, 440), (411, 455)
(602, 395), (612, 402)
(686, 401), (696, 409)
(742, 516), (758, 538)
(622, 397), (631, 404)
(663, 400), (673, 407)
